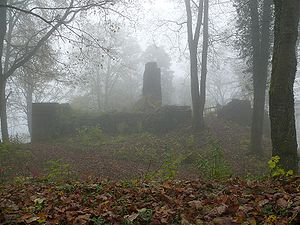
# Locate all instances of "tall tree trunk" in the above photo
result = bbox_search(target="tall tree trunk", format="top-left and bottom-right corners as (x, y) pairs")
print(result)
(0, 1), (6, 62)
(184, 0), (203, 131)
(0, 77), (8, 142)
(269, 0), (300, 172)
(25, 85), (33, 138)
(199, 0), (209, 128)
(0, 1), (8, 142)
(249, 0), (272, 154)
(104, 83), (109, 111)
(103, 57), (112, 111)
(249, 0), (263, 153)
(190, 47), (201, 131)
(96, 72), (102, 111)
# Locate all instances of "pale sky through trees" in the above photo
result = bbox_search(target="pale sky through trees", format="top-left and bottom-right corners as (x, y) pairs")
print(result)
(3, 0), (300, 139)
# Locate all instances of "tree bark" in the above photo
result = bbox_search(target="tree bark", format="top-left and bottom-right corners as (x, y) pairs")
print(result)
(249, 0), (272, 154)
(0, 77), (8, 142)
(269, 0), (300, 172)
(25, 82), (33, 138)
(0, 1), (8, 142)
(0, 1), (7, 67)
(190, 48), (201, 130)
(199, 0), (209, 129)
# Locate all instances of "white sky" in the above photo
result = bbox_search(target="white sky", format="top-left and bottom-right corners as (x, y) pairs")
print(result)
(134, 0), (237, 81)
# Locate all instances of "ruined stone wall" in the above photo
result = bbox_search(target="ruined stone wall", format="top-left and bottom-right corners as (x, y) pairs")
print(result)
(31, 103), (191, 143)
(31, 103), (60, 142)
(31, 103), (71, 142)
(217, 99), (271, 136)
(31, 62), (191, 142)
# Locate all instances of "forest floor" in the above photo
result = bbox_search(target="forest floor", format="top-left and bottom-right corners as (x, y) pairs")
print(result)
(1, 177), (300, 224)
(1, 116), (272, 182)
(2, 116), (298, 224)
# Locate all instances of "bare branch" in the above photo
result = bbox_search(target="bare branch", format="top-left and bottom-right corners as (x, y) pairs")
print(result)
(29, 1), (115, 12)
(0, 4), (54, 25)
(4, 0), (76, 79)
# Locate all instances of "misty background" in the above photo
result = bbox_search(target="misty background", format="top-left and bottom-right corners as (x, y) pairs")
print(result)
(4, 0), (300, 141)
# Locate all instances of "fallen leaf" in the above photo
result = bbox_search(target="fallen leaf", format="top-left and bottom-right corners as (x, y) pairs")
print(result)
(276, 198), (288, 208)
(124, 213), (139, 222)
(258, 199), (269, 207)
(188, 200), (203, 210)
(214, 205), (227, 215)
(25, 216), (40, 223)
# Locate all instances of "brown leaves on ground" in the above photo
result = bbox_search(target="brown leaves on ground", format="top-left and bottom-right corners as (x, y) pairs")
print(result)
(1, 177), (300, 225)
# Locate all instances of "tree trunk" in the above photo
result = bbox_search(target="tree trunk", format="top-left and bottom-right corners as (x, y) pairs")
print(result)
(199, 0), (209, 129)
(269, 0), (300, 172)
(184, 0), (203, 132)
(0, 1), (8, 142)
(104, 83), (109, 111)
(0, 77), (9, 142)
(25, 87), (33, 138)
(103, 57), (112, 111)
(251, 81), (267, 153)
(249, 0), (263, 153)
(96, 72), (102, 111)
(249, 0), (272, 154)
(0, 1), (7, 65)
(190, 47), (201, 131)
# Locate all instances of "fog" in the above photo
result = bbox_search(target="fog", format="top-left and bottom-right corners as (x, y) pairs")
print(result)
(0, 0), (298, 148)
(5, 0), (247, 137)
(1, 1), (300, 223)
(0, 0), (298, 166)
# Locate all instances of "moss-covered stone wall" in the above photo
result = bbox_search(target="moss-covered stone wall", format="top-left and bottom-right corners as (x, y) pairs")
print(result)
(31, 103), (191, 143)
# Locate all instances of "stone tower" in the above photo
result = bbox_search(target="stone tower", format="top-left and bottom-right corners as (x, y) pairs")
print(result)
(142, 62), (162, 105)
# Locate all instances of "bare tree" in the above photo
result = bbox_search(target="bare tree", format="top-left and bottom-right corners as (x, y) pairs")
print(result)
(199, 0), (208, 127)
(0, 0), (115, 141)
(70, 23), (142, 112)
(184, 0), (210, 131)
(184, 0), (203, 131)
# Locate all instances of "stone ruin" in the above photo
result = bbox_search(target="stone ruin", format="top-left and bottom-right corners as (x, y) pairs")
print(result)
(142, 62), (162, 106)
(31, 62), (191, 142)
(31, 103), (70, 142)
(134, 62), (163, 112)
(31, 104), (191, 142)
(217, 99), (270, 136)
(31, 103), (59, 143)
(217, 99), (252, 126)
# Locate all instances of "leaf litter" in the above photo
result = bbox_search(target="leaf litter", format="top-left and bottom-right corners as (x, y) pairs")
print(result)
(0, 176), (300, 224)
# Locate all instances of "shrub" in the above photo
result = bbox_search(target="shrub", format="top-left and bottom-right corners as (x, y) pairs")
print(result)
(144, 153), (185, 182)
(268, 156), (293, 178)
(75, 125), (106, 147)
(46, 160), (76, 182)
(194, 142), (232, 180)
(0, 141), (31, 182)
